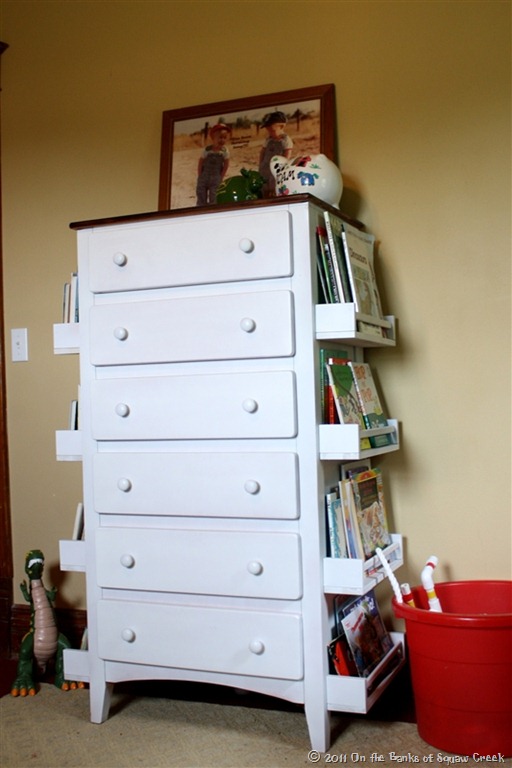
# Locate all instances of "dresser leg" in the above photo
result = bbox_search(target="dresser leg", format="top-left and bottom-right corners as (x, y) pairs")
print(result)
(90, 680), (114, 724)
(305, 705), (331, 753)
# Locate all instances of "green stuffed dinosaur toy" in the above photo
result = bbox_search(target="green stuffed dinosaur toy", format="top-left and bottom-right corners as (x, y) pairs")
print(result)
(11, 549), (83, 696)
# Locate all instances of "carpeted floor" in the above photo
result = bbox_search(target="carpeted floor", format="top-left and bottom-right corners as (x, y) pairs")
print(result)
(2, 682), (510, 768)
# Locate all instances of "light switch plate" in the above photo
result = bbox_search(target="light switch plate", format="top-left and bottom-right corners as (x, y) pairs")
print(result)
(11, 328), (28, 362)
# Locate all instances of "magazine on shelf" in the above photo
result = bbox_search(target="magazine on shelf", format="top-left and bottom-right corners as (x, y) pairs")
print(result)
(335, 590), (394, 677)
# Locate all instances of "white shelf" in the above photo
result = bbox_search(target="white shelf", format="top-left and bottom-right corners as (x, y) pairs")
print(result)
(315, 304), (396, 347)
(56, 430), (82, 461)
(59, 539), (86, 572)
(319, 419), (399, 460)
(53, 322), (80, 354)
(326, 632), (405, 713)
(323, 535), (402, 595)
(63, 649), (90, 683)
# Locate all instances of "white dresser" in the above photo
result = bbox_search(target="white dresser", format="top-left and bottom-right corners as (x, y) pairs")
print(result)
(56, 195), (404, 752)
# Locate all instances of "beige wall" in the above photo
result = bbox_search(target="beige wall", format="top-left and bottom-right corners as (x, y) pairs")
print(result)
(1, 0), (510, 611)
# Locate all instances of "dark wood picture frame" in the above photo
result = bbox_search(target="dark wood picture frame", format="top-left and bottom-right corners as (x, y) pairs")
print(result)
(158, 83), (336, 211)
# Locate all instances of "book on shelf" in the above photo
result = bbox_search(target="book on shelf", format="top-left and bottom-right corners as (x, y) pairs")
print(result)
(334, 590), (394, 678)
(348, 362), (393, 448)
(316, 226), (340, 303)
(62, 272), (79, 323)
(325, 361), (364, 427)
(325, 489), (348, 559)
(319, 348), (350, 424)
(72, 501), (85, 541)
(349, 468), (392, 559)
(324, 360), (372, 451)
(327, 631), (358, 677)
(339, 478), (365, 559)
(340, 221), (383, 321)
(323, 212), (352, 303)
(316, 229), (330, 304)
(69, 399), (79, 431)
(340, 458), (371, 481)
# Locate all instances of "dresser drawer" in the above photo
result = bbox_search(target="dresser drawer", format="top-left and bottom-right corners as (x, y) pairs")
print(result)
(95, 528), (302, 599)
(88, 210), (293, 293)
(90, 371), (297, 440)
(89, 290), (294, 365)
(93, 452), (299, 519)
(97, 600), (303, 680)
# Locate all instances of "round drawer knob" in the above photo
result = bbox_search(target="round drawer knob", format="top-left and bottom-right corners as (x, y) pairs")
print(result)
(247, 560), (263, 576)
(113, 252), (128, 267)
(239, 238), (255, 254)
(240, 317), (256, 333)
(114, 326), (129, 341)
(244, 479), (260, 495)
(242, 398), (258, 414)
(121, 628), (136, 643)
(115, 403), (130, 417)
(249, 639), (265, 655)
(117, 477), (132, 492)
(120, 553), (135, 569)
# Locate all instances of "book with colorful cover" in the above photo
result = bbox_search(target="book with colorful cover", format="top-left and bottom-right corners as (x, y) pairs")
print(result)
(336, 590), (394, 677)
(349, 468), (392, 558)
(341, 222), (383, 320)
(339, 478), (365, 559)
(328, 631), (358, 676)
(319, 348), (351, 423)
(316, 226), (341, 303)
(323, 212), (352, 303)
(325, 489), (348, 558)
(348, 362), (393, 448)
(316, 229), (330, 303)
(325, 362), (364, 427)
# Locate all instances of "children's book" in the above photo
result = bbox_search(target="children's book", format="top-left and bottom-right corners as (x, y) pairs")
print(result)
(325, 489), (348, 558)
(72, 501), (85, 541)
(348, 362), (392, 448)
(339, 479), (365, 559)
(341, 222), (383, 320)
(316, 234), (329, 303)
(325, 362), (364, 427)
(350, 468), (392, 558)
(336, 590), (394, 677)
(328, 631), (358, 676)
(316, 226), (341, 303)
(323, 212), (352, 303)
(319, 348), (351, 423)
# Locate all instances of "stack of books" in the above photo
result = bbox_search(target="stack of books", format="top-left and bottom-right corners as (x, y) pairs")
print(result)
(325, 464), (392, 561)
(316, 212), (387, 338)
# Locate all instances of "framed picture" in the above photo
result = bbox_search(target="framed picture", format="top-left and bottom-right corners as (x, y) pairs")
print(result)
(158, 83), (335, 210)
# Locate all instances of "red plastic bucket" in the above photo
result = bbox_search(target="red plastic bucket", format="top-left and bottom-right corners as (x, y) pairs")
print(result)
(393, 580), (512, 756)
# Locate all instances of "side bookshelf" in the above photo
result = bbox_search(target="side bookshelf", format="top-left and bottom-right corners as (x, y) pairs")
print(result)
(316, 304), (396, 347)
(315, 300), (405, 713)
(53, 322), (79, 354)
(59, 539), (86, 573)
(323, 534), (402, 595)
